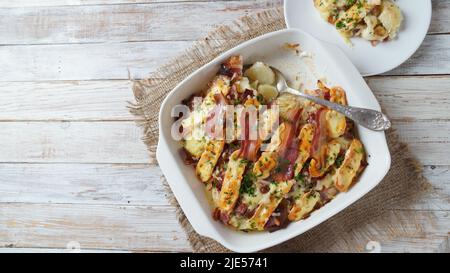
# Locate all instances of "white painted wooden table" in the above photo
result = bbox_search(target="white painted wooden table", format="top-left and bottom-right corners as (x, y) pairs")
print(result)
(0, 0), (449, 253)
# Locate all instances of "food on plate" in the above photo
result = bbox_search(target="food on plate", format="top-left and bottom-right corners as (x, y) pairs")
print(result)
(177, 55), (367, 232)
(313, 0), (403, 46)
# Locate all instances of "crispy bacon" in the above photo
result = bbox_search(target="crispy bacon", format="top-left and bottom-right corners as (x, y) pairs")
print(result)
(310, 108), (328, 161)
(179, 148), (197, 165)
(234, 202), (248, 216)
(237, 105), (262, 162)
(264, 199), (290, 232)
(219, 55), (243, 81)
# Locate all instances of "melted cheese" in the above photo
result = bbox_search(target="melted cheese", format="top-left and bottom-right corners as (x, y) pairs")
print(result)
(330, 86), (347, 105)
(218, 150), (247, 213)
(315, 169), (337, 191)
(378, 0), (403, 39)
(181, 75), (230, 143)
(253, 123), (286, 178)
(335, 139), (364, 192)
(288, 190), (321, 221)
(309, 140), (341, 178)
(196, 140), (225, 182)
(248, 180), (294, 230)
(336, 3), (372, 38)
(326, 110), (346, 138)
(314, 0), (403, 44)
(183, 138), (207, 159)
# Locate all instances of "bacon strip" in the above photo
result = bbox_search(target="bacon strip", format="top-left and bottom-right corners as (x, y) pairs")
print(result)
(238, 105), (261, 162)
(205, 93), (228, 139)
(310, 108), (328, 162)
(272, 109), (302, 181)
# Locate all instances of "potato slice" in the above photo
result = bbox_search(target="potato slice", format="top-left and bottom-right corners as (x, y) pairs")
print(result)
(196, 140), (225, 182)
(309, 140), (341, 178)
(335, 139), (365, 192)
(330, 86), (347, 105)
(257, 84), (279, 102)
(249, 180), (294, 230)
(218, 150), (247, 213)
(244, 62), (276, 85)
(236, 77), (251, 93)
(326, 110), (346, 138)
(253, 123), (286, 178)
(288, 190), (321, 221)
(294, 124), (315, 176)
(183, 138), (206, 159)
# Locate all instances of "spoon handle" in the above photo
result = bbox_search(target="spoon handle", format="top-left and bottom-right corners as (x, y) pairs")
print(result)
(284, 87), (391, 131)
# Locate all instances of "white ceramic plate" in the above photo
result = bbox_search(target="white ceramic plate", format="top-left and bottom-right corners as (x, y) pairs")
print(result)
(284, 0), (432, 76)
(157, 29), (391, 252)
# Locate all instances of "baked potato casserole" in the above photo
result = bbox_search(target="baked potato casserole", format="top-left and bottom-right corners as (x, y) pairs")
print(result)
(314, 0), (403, 45)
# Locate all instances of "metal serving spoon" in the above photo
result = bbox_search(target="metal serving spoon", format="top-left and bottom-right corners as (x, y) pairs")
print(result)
(270, 66), (391, 131)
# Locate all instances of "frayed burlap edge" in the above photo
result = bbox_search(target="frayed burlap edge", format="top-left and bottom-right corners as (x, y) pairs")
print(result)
(128, 8), (285, 163)
(129, 8), (433, 252)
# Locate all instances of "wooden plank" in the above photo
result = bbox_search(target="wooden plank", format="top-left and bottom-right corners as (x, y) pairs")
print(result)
(367, 76), (450, 121)
(385, 35), (450, 76)
(0, 203), (447, 252)
(1, 76), (449, 121)
(0, 120), (448, 165)
(0, 0), (207, 8)
(0, 41), (191, 81)
(0, 121), (150, 164)
(430, 0), (450, 34)
(0, 163), (448, 211)
(0, 0), (447, 44)
(0, 163), (167, 206)
(343, 210), (450, 253)
(1, 35), (449, 82)
(0, 247), (130, 253)
(0, 203), (191, 252)
(395, 120), (450, 166)
(0, 0), (282, 45)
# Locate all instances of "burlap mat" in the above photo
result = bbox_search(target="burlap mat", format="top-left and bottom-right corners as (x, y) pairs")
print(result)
(130, 8), (431, 252)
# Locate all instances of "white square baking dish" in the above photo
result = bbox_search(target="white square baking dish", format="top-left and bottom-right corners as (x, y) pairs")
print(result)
(157, 29), (391, 252)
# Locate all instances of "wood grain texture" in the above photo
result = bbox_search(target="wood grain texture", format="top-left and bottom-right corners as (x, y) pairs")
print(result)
(0, 80), (136, 121)
(0, 0), (448, 253)
(0, 0), (208, 8)
(0, 163), (447, 211)
(0, 163), (167, 206)
(1, 76), (449, 121)
(0, 121), (448, 165)
(0, 41), (191, 81)
(1, 35), (450, 82)
(0, 0), (282, 45)
(0, 247), (130, 253)
(0, 204), (447, 252)
(0, 0), (447, 45)
(0, 122), (149, 163)
(0, 203), (191, 252)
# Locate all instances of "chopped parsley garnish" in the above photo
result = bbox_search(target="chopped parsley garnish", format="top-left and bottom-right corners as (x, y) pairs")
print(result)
(295, 173), (305, 185)
(240, 159), (250, 164)
(275, 156), (290, 173)
(346, 0), (356, 6)
(336, 21), (345, 29)
(335, 155), (345, 168)
(256, 94), (265, 104)
(357, 0), (363, 8)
